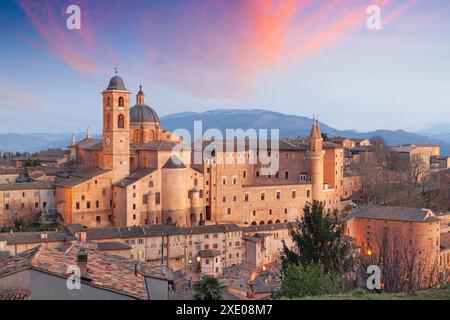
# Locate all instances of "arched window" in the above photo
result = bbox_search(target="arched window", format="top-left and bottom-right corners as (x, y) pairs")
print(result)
(268, 220), (273, 224)
(251, 221), (257, 226)
(133, 129), (141, 142)
(259, 221), (265, 225)
(118, 114), (124, 128)
(275, 219), (281, 224)
(106, 97), (111, 107)
(106, 115), (111, 129)
(118, 97), (124, 107)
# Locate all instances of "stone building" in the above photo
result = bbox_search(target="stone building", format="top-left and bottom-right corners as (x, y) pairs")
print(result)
(41, 73), (349, 229)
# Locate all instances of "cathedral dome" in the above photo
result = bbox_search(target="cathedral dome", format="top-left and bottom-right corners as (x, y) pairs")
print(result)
(130, 104), (160, 124)
(107, 75), (127, 91)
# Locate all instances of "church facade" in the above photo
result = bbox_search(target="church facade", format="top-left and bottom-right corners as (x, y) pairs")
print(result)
(55, 74), (345, 228)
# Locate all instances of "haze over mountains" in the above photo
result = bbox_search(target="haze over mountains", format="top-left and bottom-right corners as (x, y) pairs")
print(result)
(1, 109), (449, 155)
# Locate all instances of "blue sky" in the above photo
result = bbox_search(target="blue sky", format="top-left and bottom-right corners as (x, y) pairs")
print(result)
(0, 0), (449, 134)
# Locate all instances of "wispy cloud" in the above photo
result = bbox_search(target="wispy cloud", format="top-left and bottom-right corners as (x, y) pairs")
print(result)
(0, 77), (41, 109)
(17, 0), (423, 100)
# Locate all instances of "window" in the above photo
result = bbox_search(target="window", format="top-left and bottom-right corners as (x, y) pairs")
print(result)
(244, 193), (249, 202)
(222, 196), (226, 202)
(96, 201), (99, 208)
(142, 194), (148, 204)
(76, 202), (80, 210)
(133, 130), (141, 142)
(86, 201), (91, 209)
(256, 171), (260, 177)
(43, 202), (47, 208)
(35, 202), (39, 208)
(106, 97), (111, 107)
(284, 171), (289, 179)
(96, 216), (101, 223)
(292, 191), (296, 199)
(243, 170), (247, 178)
(149, 181), (153, 188)
(299, 174), (307, 182)
(133, 204), (136, 210)
(5, 204), (9, 210)
(118, 114), (125, 128)
(260, 192), (265, 201)
(155, 192), (161, 205)
(227, 208), (231, 215)
(118, 97), (124, 107)
(307, 190), (311, 198)
(106, 114), (111, 129)
(133, 214), (136, 220)
(276, 191), (281, 200)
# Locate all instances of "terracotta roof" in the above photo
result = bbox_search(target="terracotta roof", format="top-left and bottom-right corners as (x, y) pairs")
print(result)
(96, 241), (131, 251)
(0, 289), (31, 300)
(162, 155), (186, 169)
(345, 206), (440, 223)
(131, 140), (180, 152)
(0, 246), (40, 277)
(0, 246), (148, 299)
(75, 138), (103, 151)
(113, 168), (156, 187)
(243, 222), (293, 233)
(0, 231), (72, 245)
(193, 139), (305, 152)
(85, 223), (242, 241)
(0, 180), (54, 191)
(55, 168), (111, 188)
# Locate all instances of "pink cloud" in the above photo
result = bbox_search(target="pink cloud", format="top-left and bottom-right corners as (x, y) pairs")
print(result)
(18, 0), (423, 100)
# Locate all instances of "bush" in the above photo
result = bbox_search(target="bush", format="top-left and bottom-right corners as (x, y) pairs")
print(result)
(277, 263), (342, 299)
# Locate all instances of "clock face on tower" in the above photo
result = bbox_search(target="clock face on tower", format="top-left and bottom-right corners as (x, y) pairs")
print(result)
(105, 136), (111, 146)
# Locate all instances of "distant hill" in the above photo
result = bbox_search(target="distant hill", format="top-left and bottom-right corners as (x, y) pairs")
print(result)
(161, 109), (450, 155)
(0, 109), (449, 155)
(0, 133), (98, 153)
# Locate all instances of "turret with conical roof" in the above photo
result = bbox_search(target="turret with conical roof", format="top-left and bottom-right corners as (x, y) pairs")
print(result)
(307, 117), (325, 202)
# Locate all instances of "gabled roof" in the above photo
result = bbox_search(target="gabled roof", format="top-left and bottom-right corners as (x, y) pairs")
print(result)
(344, 206), (440, 223)
(113, 168), (157, 187)
(55, 168), (111, 188)
(162, 155), (186, 169)
(0, 246), (148, 299)
(131, 140), (180, 152)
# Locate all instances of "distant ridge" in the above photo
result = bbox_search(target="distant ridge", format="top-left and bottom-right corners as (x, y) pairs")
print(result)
(0, 109), (449, 155)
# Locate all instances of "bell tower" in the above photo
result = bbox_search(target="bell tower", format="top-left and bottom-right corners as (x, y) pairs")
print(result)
(101, 71), (131, 183)
(307, 117), (325, 202)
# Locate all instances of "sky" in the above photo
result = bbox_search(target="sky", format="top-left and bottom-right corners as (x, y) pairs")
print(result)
(0, 0), (449, 134)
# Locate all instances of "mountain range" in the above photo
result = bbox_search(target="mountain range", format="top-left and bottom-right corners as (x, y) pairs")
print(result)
(0, 109), (449, 156)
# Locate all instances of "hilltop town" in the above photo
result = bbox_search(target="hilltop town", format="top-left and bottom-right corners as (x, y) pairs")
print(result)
(0, 74), (449, 300)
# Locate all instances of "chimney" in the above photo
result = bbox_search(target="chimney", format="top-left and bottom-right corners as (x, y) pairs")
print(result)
(76, 248), (92, 281)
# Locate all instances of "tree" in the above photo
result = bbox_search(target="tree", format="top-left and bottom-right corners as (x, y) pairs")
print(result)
(356, 227), (441, 294)
(281, 201), (354, 277)
(193, 276), (227, 300)
(277, 263), (342, 298)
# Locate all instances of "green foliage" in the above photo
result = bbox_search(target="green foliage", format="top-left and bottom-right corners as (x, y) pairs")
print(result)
(13, 218), (27, 232)
(281, 201), (353, 275)
(277, 263), (342, 298)
(193, 275), (227, 300)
